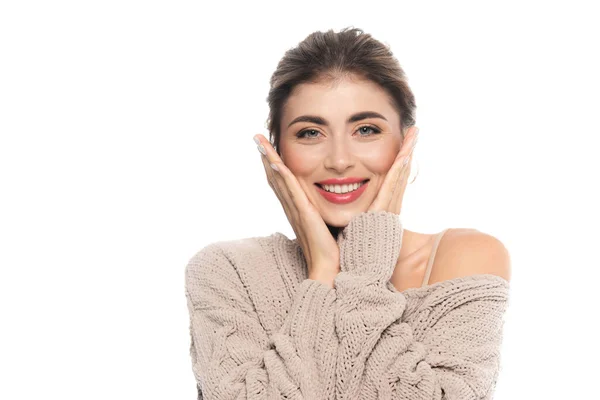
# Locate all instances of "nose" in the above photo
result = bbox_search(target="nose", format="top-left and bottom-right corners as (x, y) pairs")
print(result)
(323, 138), (355, 173)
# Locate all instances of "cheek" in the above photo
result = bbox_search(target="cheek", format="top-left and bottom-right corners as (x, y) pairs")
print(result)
(361, 142), (401, 174)
(280, 147), (320, 176)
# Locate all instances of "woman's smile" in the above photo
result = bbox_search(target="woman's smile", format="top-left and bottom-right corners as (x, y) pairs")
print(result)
(314, 179), (370, 204)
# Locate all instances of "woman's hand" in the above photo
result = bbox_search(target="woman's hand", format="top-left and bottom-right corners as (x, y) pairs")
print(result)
(254, 134), (340, 287)
(367, 126), (419, 215)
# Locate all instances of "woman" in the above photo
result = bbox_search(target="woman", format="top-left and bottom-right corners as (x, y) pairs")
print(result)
(185, 27), (511, 399)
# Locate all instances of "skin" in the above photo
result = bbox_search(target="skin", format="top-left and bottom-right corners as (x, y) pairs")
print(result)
(281, 76), (433, 268)
(255, 73), (440, 289)
(278, 75), (404, 228)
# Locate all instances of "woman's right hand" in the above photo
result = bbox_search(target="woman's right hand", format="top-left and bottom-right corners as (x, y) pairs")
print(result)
(254, 134), (340, 287)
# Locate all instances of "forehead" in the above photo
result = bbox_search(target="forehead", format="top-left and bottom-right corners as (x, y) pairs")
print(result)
(282, 77), (400, 126)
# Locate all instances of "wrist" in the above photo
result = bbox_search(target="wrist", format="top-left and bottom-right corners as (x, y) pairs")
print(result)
(308, 270), (337, 288)
(337, 210), (403, 277)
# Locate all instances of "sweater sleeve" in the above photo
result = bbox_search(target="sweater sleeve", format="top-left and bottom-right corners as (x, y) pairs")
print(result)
(333, 210), (510, 400)
(185, 242), (338, 400)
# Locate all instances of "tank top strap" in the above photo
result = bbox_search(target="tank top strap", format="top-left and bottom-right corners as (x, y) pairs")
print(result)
(421, 228), (451, 287)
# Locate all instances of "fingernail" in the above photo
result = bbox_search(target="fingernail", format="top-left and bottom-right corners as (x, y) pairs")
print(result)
(270, 163), (279, 171)
(403, 157), (410, 166)
(257, 144), (267, 156)
(253, 136), (260, 145)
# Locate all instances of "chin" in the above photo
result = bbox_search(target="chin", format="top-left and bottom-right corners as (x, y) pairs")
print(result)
(322, 208), (366, 228)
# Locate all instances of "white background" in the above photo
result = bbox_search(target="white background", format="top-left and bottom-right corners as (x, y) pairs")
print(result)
(1, 1), (598, 398)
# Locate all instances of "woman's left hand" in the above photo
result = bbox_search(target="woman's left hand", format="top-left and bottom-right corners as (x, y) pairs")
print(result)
(367, 126), (419, 215)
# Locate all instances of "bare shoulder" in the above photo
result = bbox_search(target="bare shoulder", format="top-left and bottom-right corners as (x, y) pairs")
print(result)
(428, 228), (512, 285)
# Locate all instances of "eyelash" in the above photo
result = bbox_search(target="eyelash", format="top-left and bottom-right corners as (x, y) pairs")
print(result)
(296, 125), (382, 139)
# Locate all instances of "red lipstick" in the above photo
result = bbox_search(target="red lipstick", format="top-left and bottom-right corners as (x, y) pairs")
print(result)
(316, 177), (368, 185)
(314, 178), (370, 205)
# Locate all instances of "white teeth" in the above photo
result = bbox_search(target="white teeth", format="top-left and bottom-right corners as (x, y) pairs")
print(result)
(321, 181), (366, 194)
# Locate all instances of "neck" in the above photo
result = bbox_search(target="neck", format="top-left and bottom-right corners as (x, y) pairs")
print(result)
(327, 224), (342, 240)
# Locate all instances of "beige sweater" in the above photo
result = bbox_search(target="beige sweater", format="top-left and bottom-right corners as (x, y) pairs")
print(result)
(184, 210), (510, 399)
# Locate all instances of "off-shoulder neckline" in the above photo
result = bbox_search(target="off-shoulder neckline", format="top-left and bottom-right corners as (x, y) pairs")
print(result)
(396, 274), (510, 297)
(270, 232), (510, 298)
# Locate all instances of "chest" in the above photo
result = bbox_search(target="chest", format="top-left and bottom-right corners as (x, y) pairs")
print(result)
(390, 260), (428, 291)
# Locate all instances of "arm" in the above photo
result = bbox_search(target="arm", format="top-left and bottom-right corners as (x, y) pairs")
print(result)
(185, 242), (338, 399)
(333, 211), (510, 399)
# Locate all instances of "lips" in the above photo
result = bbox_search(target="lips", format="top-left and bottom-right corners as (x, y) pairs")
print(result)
(315, 179), (370, 204)
(315, 177), (370, 185)
(315, 179), (369, 189)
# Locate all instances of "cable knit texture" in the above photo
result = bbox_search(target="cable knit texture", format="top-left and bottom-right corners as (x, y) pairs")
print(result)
(184, 210), (510, 399)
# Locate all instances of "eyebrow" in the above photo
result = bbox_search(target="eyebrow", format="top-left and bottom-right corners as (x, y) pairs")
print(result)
(287, 111), (388, 128)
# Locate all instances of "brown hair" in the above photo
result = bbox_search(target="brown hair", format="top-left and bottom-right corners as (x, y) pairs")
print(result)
(265, 26), (417, 157)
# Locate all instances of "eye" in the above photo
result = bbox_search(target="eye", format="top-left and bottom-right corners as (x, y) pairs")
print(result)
(296, 129), (321, 139)
(356, 125), (382, 136)
(296, 125), (382, 140)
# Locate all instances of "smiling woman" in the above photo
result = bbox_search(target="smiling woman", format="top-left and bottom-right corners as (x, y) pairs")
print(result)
(185, 26), (511, 400)
(274, 75), (412, 234)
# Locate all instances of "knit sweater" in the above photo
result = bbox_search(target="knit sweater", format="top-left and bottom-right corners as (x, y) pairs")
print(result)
(184, 210), (510, 399)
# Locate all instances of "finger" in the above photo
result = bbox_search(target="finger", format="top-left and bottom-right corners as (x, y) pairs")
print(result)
(268, 159), (312, 212)
(369, 127), (419, 212)
(257, 140), (299, 222)
(255, 134), (304, 221)
(389, 127), (418, 212)
(254, 135), (310, 205)
(396, 126), (419, 162)
(390, 153), (412, 214)
(259, 151), (294, 214)
(388, 128), (418, 211)
(254, 135), (286, 201)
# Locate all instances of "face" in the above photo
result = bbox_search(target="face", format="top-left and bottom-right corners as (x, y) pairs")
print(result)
(279, 74), (407, 228)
